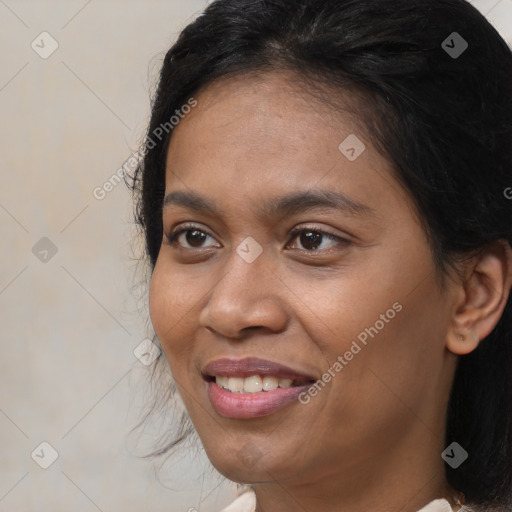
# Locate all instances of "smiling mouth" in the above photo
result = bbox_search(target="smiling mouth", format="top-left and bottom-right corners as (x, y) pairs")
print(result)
(204, 374), (316, 393)
(201, 357), (318, 418)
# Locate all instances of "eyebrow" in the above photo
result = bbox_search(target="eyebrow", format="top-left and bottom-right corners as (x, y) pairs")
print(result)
(162, 189), (375, 219)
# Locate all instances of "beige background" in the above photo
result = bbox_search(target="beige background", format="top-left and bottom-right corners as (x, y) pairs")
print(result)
(1, 1), (511, 511)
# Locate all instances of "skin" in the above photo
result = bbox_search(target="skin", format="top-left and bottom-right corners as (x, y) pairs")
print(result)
(149, 71), (512, 512)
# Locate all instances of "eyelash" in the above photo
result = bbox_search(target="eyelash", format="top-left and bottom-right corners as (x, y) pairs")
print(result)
(165, 223), (349, 253)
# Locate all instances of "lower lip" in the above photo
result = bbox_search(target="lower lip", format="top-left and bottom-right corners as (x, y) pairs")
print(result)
(207, 380), (311, 419)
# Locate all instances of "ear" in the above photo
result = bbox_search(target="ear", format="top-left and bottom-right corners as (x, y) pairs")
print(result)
(446, 240), (512, 355)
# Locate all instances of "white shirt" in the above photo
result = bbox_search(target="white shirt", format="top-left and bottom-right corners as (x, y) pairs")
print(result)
(220, 489), (457, 512)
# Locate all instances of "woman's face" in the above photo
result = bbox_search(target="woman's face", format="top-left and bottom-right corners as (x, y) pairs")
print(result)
(149, 72), (458, 486)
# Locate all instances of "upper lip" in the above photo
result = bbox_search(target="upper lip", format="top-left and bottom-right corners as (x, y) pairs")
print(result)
(202, 357), (317, 382)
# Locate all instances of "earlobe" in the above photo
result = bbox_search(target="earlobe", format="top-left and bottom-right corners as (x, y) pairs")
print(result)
(446, 241), (512, 356)
(447, 329), (480, 355)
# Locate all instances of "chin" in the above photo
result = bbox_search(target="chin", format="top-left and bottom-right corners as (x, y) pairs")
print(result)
(205, 446), (295, 484)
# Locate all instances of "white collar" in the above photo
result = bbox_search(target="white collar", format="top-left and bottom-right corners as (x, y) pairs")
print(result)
(220, 490), (456, 512)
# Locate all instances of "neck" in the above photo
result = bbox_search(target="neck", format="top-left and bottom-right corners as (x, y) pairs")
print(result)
(253, 428), (457, 512)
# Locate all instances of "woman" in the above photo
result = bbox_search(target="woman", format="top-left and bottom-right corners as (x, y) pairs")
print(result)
(128, 0), (512, 510)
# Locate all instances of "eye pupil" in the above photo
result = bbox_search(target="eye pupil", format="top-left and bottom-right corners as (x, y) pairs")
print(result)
(169, 227), (341, 252)
(186, 230), (207, 247)
(300, 231), (322, 250)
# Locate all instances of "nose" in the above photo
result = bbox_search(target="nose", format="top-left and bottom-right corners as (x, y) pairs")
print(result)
(198, 250), (289, 340)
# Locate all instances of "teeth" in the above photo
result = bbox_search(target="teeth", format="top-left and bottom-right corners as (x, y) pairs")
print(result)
(216, 375), (298, 393)
(216, 376), (229, 388)
(227, 377), (244, 393)
(262, 376), (279, 391)
(244, 375), (262, 393)
(278, 378), (293, 388)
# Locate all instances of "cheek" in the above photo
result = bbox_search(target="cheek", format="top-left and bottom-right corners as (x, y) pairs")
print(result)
(148, 258), (205, 366)
(148, 260), (185, 357)
(310, 248), (444, 385)
(148, 263), (166, 338)
(280, 265), (403, 357)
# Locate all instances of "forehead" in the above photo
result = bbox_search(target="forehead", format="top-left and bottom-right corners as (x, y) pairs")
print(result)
(168, 70), (364, 155)
(163, 71), (405, 224)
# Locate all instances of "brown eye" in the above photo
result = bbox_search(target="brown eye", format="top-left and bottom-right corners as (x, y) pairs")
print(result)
(166, 224), (216, 249)
(288, 228), (350, 252)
